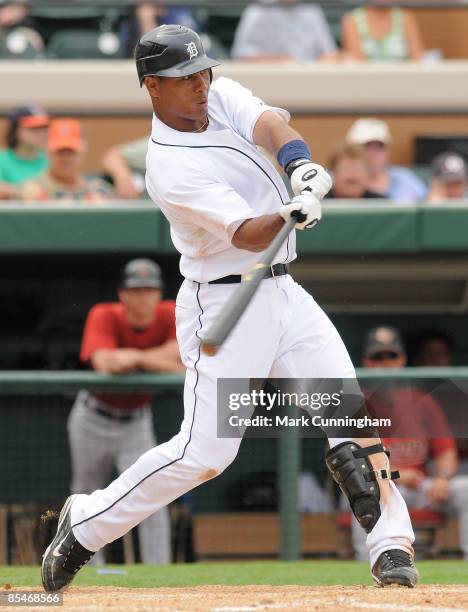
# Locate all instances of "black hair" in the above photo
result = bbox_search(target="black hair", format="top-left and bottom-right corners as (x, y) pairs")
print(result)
(6, 120), (19, 150)
(416, 330), (454, 351)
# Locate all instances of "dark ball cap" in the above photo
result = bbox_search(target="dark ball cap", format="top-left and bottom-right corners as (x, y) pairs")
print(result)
(120, 259), (163, 290)
(431, 151), (468, 184)
(135, 24), (220, 86)
(8, 105), (50, 129)
(363, 326), (405, 358)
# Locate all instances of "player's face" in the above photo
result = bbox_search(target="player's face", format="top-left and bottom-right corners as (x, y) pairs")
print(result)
(119, 288), (162, 325)
(147, 69), (211, 130)
(49, 148), (84, 179)
(17, 125), (49, 151)
(332, 156), (369, 198)
(444, 180), (466, 199)
(365, 141), (389, 173)
(416, 340), (452, 366)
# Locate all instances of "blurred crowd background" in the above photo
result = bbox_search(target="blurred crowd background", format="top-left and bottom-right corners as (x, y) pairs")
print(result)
(2, 0), (468, 568)
(1, 0), (468, 203)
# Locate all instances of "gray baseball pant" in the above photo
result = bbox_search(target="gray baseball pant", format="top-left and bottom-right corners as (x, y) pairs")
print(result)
(67, 390), (171, 564)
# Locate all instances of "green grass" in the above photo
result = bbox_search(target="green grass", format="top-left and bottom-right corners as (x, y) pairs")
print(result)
(1, 561), (467, 589)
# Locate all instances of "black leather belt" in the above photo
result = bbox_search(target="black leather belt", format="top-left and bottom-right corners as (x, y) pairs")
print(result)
(94, 407), (136, 422)
(208, 263), (289, 285)
(84, 394), (145, 422)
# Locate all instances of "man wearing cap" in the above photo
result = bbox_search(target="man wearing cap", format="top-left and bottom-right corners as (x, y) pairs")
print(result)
(20, 118), (112, 203)
(43, 25), (420, 591)
(346, 118), (427, 203)
(427, 151), (468, 204)
(67, 258), (184, 564)
(351, 325), (468, 561)
(0, 105), (49, 199)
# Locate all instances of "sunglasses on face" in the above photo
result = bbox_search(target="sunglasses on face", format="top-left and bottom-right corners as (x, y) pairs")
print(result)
(365, 141), (386, 150)
(369, 351), (400, 361)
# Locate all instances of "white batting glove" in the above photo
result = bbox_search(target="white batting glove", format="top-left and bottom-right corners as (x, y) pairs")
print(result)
(280, 192), (322, 230)
(288, 160), (333, 199)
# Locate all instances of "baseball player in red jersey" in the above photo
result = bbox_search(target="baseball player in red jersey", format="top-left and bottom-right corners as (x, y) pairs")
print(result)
(42, 26), (419, 590)
(68, 258), (183, 565)
(351, 326), (468, 561)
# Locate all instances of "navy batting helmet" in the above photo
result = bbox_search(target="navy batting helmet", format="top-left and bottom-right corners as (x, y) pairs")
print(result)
(135, 24), (220, 86)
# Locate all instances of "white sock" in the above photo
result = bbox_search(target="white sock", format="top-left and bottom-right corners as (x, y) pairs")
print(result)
(328, 437), (353, 448)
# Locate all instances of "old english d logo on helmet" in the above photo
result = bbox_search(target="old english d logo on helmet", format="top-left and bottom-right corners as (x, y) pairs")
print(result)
(135, 24), (220, 85)
(185, 42), (199, 60)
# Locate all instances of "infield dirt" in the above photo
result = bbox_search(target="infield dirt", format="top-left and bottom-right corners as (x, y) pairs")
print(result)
(4, 585), (468, 611)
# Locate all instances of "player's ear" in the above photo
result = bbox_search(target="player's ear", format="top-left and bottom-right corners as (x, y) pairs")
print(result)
(144, 76), (161, 99)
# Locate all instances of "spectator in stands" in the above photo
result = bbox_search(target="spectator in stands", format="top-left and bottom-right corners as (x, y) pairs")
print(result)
(101, 136), (148, 199)
(426, 152), (468, 204)
(68, 258), (184, 564)
(411, 330), (454, 367)
(0, 1), (44, 55)
(231, 1), (338, 62)
(410, 331), (468, 475)
(341, 2), (424, 62)
(325, 143), (386, 200)
(0, 105), (49, 200)
(20, 119), (113, 203)
(351, 325), (468, 561)
(346, 118), (427, 202)
(119, 1), (199, 58)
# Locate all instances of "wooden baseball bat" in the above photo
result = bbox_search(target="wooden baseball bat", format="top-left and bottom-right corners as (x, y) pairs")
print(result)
(200, 216), (297, 356)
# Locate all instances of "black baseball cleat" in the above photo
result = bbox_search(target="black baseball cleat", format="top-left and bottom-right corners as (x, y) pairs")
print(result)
(42, 495), (95, 592)
(372, 549), (420, 588)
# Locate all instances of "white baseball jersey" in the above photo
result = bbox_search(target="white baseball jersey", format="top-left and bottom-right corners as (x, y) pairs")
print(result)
(145, 77), (296, 282)
(70, 77), (414, 570)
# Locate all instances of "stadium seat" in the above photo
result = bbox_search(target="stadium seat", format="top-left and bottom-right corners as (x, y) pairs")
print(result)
(204, 5), (243, 51)
(46, 29), (123, 60)
(0, 29), (44, 59)
(324, 7), (345, 47)
(200, 33), (230, 61)
(413, 164), (431, 186)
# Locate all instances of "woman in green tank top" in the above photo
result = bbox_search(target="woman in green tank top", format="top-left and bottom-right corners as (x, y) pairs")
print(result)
(0, 105), (49, 199)
(341, 4), (424, 62)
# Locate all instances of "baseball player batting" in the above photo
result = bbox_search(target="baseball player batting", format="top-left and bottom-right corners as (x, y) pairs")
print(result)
(42, 25), (419, 590)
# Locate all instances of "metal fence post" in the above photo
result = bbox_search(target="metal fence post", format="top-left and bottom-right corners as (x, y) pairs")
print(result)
(278, 412), (301, 561)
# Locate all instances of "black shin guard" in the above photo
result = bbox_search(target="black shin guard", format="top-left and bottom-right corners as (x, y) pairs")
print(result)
(326, 441), (399, 533)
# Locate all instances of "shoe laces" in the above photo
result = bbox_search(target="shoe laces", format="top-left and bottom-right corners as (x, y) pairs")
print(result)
(63, 540), (94, 574)
(384, 549), (412, 568)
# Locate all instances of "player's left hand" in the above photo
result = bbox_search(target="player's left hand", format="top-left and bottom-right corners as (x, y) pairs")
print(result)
(290, 161), (333, 199)
(280, 192), (322, 230)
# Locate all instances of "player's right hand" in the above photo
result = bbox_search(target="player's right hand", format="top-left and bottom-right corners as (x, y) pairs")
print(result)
(279, 192), (322, 230)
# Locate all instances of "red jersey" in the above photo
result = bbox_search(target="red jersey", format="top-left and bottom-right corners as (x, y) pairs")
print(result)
(81, 301), (177, 410)
(365, 386), (456, 476)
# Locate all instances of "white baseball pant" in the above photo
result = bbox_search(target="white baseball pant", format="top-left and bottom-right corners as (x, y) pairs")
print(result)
(70, 275), (414, 567)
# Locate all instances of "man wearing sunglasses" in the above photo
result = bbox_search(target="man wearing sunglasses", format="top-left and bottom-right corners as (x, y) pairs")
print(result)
(351, 325), (468, 561)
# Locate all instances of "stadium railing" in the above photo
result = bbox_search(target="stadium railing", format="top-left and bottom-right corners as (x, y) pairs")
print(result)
(1, 201), (468, 254)
(1, 367), (466, 563)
